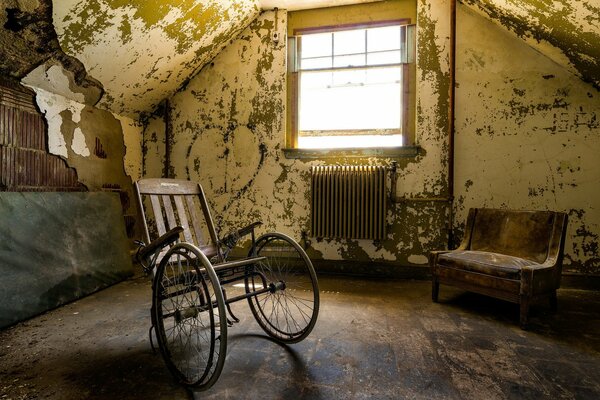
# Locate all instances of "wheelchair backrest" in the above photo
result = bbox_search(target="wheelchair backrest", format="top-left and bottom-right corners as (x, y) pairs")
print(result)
(134, 178), (223, 262)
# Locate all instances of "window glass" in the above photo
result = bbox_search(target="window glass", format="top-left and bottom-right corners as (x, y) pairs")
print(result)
(299, 69), (401, 131)
(367, 26), (401, 52)
(301, 33), (332, 58)
(333, 30), (365, 56)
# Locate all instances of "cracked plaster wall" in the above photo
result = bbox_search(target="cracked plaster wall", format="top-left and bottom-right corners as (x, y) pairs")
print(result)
(144, 1), (453, 271)
(454, 4), (600, 273)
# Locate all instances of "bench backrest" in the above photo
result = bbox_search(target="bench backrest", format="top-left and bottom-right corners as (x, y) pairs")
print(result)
(134, 178), (223, 262)
(463, 208), (568, 265)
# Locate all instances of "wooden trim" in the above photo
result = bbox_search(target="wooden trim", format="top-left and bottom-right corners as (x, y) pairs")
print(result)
(294, 18), (411, 35)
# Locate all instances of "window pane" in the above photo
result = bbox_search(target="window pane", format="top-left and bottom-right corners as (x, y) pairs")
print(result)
(333, 54), (365, 68)
(301, 33), (332, 59)
(301, 57), (332, 70)
(300, 72), (333, 89)
(366, 67), (401, 84)
(367, 50), (401, 65)
(332, 69), (366, 86)
(367, 26), (401, 52)
(299, 68), (401, 131)
(333, 29), (365, 56)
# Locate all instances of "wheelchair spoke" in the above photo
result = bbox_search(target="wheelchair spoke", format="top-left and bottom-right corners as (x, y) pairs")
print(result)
(153, 243), (227, 389)
(246, 233), (319, 343)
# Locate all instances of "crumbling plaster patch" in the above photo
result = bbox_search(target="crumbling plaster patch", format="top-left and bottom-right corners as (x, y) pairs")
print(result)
(21, 62), (102, 105)
(53, 0), (261, 117)
(30, 87), (84, 158)
(115, 114), (143, 181)
(454, 4), (600, 273)
(71, 127), (90, 156)
(141, 113), (166, 179)
(26, 69), (143, 239)
(144, 4), (451, 266)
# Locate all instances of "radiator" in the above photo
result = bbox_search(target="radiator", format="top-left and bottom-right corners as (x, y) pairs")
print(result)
(311, 165), (387, 240)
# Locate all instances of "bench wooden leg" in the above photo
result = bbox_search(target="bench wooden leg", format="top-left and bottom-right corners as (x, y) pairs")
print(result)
(519, 296), (530, 329)
(432, 278), (439, 303)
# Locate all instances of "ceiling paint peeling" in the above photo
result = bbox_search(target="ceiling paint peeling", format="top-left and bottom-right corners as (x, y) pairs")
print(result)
(462, 0), (600, 91)
(53, 0), (261, 118)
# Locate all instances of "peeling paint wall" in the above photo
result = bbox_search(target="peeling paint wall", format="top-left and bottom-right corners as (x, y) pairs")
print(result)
(462, 0), (600, 90)
(454, 4), (600, 273)
(53, 0), (260, 118)
(144, 1), (453, 272)
(116, 114), (143, 181)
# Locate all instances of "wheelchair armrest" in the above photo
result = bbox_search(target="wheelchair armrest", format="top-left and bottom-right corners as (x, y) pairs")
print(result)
(137, 226), (183, 262)
(236, 221), (263, 238)
(220, 221), (262, 249)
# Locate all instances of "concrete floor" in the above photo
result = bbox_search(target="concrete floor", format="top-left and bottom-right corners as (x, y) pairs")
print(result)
(1, 274), (600, 400)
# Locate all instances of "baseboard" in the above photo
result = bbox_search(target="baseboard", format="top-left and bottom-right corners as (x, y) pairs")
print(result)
(311, 260), (600, 290)
(312, 260), (431, 280)
(561, 273), (600, 290)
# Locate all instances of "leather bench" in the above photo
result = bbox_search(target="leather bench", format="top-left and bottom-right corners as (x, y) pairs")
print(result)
(430, 208), (568, 328)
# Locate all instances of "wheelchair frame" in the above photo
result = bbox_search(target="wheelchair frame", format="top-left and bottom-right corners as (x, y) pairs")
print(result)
(134, 178), (319, 390)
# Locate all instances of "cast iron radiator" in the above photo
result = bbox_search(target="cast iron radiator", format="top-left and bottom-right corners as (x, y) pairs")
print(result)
(311, 165), (387, 240)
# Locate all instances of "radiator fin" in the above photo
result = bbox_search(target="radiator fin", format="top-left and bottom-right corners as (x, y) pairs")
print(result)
(311, 165), (387, 240)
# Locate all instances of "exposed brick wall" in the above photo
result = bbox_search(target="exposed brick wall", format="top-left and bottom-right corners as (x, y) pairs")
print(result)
(0, 80), (85, 191)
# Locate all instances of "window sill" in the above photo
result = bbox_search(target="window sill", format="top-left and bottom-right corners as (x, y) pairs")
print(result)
(282, 146), (421, 159)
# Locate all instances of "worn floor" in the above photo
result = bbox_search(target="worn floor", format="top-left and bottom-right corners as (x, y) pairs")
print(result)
(1, 274), (600, 400)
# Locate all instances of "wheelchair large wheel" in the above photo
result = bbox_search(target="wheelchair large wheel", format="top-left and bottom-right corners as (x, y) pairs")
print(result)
(246, 233), (319, 343)
(152, 243), (227, 390)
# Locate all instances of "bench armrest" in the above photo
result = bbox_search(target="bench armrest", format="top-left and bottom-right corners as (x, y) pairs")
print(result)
(429, 250), (452, 267)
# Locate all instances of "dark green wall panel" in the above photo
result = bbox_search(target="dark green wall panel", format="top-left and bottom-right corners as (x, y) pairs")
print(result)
(0, 192), (133, 328)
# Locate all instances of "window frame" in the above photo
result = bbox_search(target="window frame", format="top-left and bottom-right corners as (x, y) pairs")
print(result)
(287, 19), (415, 152)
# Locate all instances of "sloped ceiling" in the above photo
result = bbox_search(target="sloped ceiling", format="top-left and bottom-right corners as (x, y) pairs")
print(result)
(462, 0), (600, 90)
(52, 0), (261, 118)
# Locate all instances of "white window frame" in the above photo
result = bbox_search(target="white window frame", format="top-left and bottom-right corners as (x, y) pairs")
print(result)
(287, 20), (415, 150)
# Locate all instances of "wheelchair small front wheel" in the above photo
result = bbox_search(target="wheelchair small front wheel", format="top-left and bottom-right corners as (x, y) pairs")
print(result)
(246, 233), (319, 343)
(152, 243), (227, 390)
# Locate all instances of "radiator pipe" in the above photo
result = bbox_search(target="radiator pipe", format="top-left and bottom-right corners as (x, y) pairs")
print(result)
(164, 99), (171, 179)
(395, 197), (452, 203)
(389, 161), (398, 203)
(447, 0), (457, 249)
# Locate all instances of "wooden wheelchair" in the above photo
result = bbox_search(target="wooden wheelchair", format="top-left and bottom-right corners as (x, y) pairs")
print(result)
(134, 178), (320, 390)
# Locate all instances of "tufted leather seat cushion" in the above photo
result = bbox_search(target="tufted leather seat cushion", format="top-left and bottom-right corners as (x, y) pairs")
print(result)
(437, 250), (537, 280)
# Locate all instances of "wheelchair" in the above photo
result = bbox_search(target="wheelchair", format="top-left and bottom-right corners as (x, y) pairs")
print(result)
(134, 178), (319, 390)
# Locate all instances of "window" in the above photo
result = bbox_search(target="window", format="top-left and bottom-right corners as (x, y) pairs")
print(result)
(288, 22), (415, 151)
